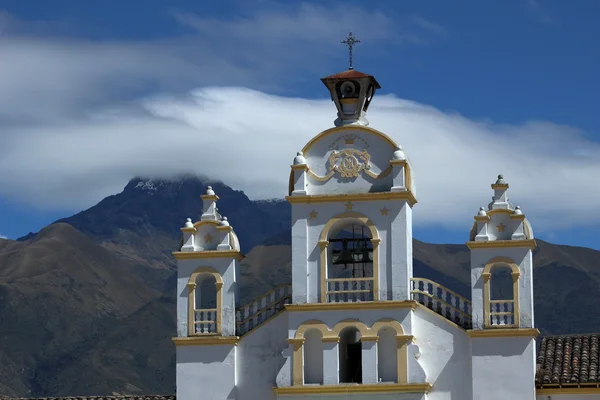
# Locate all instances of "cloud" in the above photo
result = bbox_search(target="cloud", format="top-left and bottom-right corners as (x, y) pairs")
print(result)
(0, 5), (597, 235)
(1, 85), (600, 233)
(0, 234), (7, 240)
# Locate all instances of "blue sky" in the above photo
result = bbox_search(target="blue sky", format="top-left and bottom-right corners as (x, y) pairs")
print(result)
(0, 0), (599, 249)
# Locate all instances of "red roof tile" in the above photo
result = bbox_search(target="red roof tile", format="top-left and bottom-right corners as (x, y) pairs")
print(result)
(321, 69), (381, 88)
(536, 334), (600, 387)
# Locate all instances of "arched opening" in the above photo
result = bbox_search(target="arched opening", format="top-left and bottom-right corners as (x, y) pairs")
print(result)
(377, 327), (398, 383)
(489, 264), (516, 326)
(339, 327), (362, 383)
(303, 329), (324, 384)
(193, 273), (218, 334)
(483, 258), (520, 328)
(327, 222), (374, 303)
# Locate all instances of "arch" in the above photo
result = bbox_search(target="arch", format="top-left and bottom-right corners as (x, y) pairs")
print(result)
(187, 267), (224, 336)
(303, 329), (324, 384)
(339, 325), (363, 383)
(372, 319), (408, 384)
(319, 212), (380, 302)
(332, 320), (370, 337)
(192, 219), (221, 229)
(301, 125), (399, 155)
(482, 257), (520, 328)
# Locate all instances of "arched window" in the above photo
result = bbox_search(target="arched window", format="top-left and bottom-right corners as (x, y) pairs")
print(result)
(483, 258), (520, 328)
(327, 222), (374, 303)
(339, 327), (362, 383)
(377, 327), (398, 383)
(303, 329), (324, 384)
(187, 267), (223, 336)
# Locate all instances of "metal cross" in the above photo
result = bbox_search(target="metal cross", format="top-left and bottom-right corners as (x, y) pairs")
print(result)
(341, 32), (360, 70)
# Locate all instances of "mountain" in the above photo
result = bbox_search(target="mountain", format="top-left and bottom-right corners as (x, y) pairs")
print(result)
(3, 175), (600, 396)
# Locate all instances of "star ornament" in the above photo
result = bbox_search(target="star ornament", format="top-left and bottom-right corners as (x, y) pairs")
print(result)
(496, 224), (505, 233)
(204, 234), (213, 243)
(380, 207), (390, 216)
(309, 210), (318, 219)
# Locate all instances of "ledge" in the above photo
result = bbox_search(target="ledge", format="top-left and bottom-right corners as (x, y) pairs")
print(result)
(465, 239), (537, 250)
(467, 328), (539, 338)
(272, 383), (432, 395)
(172, 250), (244, 261)
(537, 386), (600, 395)
(172, 336), (240, 346)
(285, 300), (418, 312)
(285, 191), (417, 206)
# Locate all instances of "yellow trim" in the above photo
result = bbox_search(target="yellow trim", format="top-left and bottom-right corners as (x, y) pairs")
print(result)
(291, 164), (309, 171)
(537, 386), (600, 394)
(301, 125), (399, 154)
(187, 267), (224, 336)
(173, 250), (244, 261)
(192, 219), (220, 229)
(286, 191), (417, 206)
(291, 338), (304, 386)
(273, 383), (432, 395)
(482, 257), (521, 329)
(318, 211), (380, 302)
(181, 226), (197, 233)
(466, 239), (537, 250)
(467, 328), (539, 338)
(200, 194), (219, 201)
(172, 336), (239, 346)
(286, 300), (417, 312)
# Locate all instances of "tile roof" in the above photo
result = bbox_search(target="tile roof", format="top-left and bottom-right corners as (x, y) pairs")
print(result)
(536, 334), (600, 388)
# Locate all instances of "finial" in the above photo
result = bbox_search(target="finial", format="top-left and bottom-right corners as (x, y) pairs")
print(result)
(477, 207), (487, 216)
(341, 32), (361, 70)
(294, 151), (307, 165)
(220, 216), (230, 226)
(184, 218), (194, 228)
(513, 206), (523, 215)
(495, 175), (505, 184)
(205, 186), (215, 196)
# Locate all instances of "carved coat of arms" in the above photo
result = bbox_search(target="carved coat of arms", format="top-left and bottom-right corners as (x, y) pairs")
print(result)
(328, 149), (371, 178)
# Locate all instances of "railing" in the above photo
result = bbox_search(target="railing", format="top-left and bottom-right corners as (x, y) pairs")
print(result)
(410, 278), (472, 329)
(326, 277), (374, 303)
(489, 300), (515, 327)
(236, 284), (292, 336)
(193, 308), (218, 334)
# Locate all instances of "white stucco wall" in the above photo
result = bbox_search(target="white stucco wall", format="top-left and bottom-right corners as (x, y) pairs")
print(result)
(236, 311), (289, 400)
(290, 198), (412, 304)
(412, 306), (472, 400)
(177, 257), (238, 336)
(472, 336), (536, 400)
(176, 344), (237, 400)
(302, 127), (397, 196)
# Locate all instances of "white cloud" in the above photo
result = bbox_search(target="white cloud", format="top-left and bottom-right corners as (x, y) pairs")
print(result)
(0, 5), (597, 235)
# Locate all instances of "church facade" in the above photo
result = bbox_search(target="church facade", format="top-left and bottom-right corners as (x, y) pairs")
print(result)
(172, 67), (599, 400)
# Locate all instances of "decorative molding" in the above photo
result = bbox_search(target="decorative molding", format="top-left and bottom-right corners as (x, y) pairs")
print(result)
(272, 383), (433, 395)
(537, 386), (600, 394)
(302, 125), (398, 154)
(172, 336), (239, 346)
(172, 250), (244, 261)
(467, 328), (539, 338)
(286, 300), (417, 312)
(465, 239), (537, 250)
(287, 191), (416, 206)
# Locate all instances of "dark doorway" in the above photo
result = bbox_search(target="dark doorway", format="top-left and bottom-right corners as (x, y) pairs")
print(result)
(339, 327), (362, 383)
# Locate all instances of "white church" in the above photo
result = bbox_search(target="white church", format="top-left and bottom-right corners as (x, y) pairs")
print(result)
(171, 64), (599, 399)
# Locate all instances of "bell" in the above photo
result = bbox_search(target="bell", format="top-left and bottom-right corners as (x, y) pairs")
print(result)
(333, 249), (354, 265)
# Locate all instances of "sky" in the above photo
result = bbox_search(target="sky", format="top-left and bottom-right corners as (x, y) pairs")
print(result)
(0, 0), (599, 249)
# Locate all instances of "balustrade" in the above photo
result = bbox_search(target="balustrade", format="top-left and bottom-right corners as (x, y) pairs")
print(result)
(489, 300), (515, 326)
(236, 284), (292, 336)
(193, 308), (218, 335)
(410, 278), (472, 329)
(326, 277), (374, 303)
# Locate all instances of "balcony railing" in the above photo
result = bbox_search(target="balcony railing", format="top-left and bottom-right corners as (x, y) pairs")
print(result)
(410, 278), (472, 329)
(489, 300), (516, 327)
(326, 277), (374, 303)
(193, 308), (218, 335)
(236, 284), (292, 336)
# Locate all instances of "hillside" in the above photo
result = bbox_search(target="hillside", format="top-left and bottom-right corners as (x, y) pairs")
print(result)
(2, 175), (600, 396)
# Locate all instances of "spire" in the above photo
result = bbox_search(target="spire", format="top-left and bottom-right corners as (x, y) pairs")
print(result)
(200, 186), (221, 221)
(488, 174), (513, 210)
